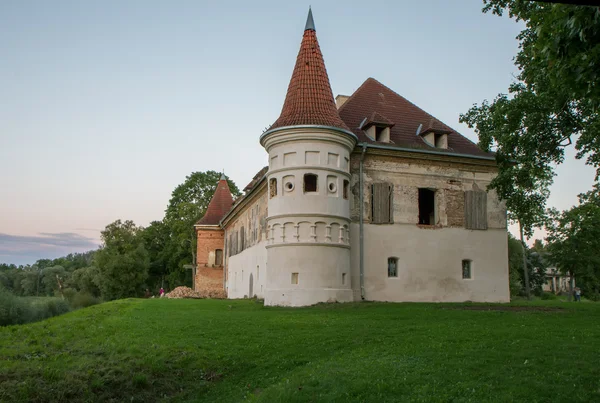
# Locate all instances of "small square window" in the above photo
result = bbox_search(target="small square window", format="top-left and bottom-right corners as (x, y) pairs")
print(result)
(304, 174), (317, 193)
(291, 272), (299, 284)
(388, 257), (398, 277)
(462, 260), (472, 279)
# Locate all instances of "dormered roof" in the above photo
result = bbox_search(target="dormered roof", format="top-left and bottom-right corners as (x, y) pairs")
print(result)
(338, 78), (492, 158)
(268, 10), (350, 132)
(196, 177), (234, 226)
(361, 111), (395, 129)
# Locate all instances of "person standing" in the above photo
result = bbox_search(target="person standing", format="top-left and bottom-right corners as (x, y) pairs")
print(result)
(159, 287), (165, 298)
(575, 287), (581, 302)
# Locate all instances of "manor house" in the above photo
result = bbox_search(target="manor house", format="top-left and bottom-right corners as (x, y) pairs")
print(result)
(194, 10), (509, 306)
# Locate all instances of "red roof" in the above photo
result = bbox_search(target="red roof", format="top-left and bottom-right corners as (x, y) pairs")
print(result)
(196, 177), (234, 226)
(338, 78), (492, 158)
(268, 18), (349, 132)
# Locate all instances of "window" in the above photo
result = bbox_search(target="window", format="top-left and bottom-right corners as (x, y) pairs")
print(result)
(388, 257), (398, 277)
(462, 260), (472, 279)
(343, 180), (349, 199)
(464, 190), (488, 230)
(435, 133), (448, 149)
(269, 178), (277, 198)
(304, 174), (318, 193)
(240, 227), (245, 251)
(342, 273), (346, 285)
(418, 188), (435, 225)
(291, 272), (299, 285)
(371, 183), (393, 224)
(215, 249), (223, 266)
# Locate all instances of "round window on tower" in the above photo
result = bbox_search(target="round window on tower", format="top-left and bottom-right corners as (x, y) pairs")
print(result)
(328, 182), (337, 193)
(285, 181), (294, 192)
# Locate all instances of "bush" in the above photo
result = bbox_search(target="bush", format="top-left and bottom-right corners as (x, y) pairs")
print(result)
(1, 286), (72, 326)
(540, 292), (558, 300)
(29, 297), (71, 322)
(71, 291), (101, 309)
(0, 287), (33, 326)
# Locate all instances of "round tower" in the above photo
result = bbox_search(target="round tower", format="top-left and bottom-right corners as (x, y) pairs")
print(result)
(260, 9), (357, 306)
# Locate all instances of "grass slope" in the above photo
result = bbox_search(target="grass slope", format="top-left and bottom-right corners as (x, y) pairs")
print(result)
(1, 299), (599, 402)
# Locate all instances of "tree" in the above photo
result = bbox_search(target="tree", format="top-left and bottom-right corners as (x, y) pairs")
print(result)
(460, 2), (600, 297)
(546, 186), (600, 300)
(161, 171), (240, 289)
(94, 220), (149, 300)
(40, 265), (69, 297)
(68, 266), (101, 297)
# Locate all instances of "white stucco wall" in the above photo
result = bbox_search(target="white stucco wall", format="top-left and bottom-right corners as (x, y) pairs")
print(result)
(265, 244), (353, 306)
(350, 224), (509, 302)
(261, 127), (356, 306)
(227, 241), (268, 299)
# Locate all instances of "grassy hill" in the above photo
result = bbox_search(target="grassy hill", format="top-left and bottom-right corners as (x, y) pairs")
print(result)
(1, 299), (599, 402)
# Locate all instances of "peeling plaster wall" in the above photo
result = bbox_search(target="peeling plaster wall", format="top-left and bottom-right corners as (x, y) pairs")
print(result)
(349, 151), (509, 302)
(350, 153), (507, 228)
(224, 188), (268, 298)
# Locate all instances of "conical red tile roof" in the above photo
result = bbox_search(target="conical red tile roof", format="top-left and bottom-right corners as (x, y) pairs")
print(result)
(196, 176), (234, 226)
(269, 10), (350, 132)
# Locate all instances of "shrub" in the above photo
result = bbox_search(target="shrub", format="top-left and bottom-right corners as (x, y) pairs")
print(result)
(540, 292), (558, 300)
(0, 287), (32, 326)
(29, 297), (71, 322)
(1, 286), (72, 326)
(71, 291), (101, 309)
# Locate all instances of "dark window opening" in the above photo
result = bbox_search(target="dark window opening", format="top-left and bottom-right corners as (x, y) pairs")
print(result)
(240, 227), (245, 251)
(215, 249), (223, 266)
(462, 260), (472, 279)
(304, 174), (318, 193)
(269, 178), (277, 198)
(388, 257), (398, 277)
(375, 126), (385, 142)
(418, 188), (435, 225)
(343, 180), (349, 199)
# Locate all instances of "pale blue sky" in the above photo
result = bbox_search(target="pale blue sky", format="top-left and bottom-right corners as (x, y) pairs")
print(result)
(0, 0), (593, 265)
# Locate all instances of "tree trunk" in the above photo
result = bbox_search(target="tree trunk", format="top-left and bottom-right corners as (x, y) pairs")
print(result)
(519, 222), (531, 300)
(568, 270), (574, 302)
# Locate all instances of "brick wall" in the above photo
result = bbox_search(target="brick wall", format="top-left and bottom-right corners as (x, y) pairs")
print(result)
(195, 227), (225, 292)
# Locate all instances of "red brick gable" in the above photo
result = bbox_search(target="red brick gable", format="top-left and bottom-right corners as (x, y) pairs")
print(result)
(269, 24), (349, 132)
(338, 78), (492, 158)
(196, 178), (234, 226)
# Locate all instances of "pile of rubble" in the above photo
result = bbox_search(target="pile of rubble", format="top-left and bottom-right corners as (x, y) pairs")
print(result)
(165, 286), (202, 299)
(165, 286), (226, 299)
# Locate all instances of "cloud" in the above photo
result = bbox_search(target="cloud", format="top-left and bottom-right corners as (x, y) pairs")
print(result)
(0, 232), (100, 265)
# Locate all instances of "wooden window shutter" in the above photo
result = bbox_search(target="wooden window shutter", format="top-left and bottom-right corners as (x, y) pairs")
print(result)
(371, 183), (393, 224)
(464, 190), (487, 230)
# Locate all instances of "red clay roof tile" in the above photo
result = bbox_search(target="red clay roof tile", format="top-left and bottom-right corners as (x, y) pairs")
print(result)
(338, 78), (492, 157)
(269, 23), (349, 132)
(196, 177), (234, 226)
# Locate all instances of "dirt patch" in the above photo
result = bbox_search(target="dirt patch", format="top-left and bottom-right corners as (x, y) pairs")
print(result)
(443, 305), (565, 312)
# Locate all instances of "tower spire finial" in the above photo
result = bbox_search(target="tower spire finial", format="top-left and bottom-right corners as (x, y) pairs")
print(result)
(305, 7), (315, 31)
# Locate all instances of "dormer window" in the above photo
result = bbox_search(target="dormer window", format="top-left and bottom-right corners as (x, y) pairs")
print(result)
(375, 126), (390, 143)
(360, 112), (394, 143)
(419, 119), (450, 149)
(435, 133), (448, 149)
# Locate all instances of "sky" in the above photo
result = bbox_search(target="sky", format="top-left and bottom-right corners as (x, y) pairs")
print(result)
(0, 0), (595, 265)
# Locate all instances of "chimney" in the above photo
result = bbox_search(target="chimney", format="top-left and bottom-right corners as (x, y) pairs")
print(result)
(335, 95), (350, 109)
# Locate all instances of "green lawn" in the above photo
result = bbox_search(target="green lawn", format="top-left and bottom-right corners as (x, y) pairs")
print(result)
(1, 299), (599, 402)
